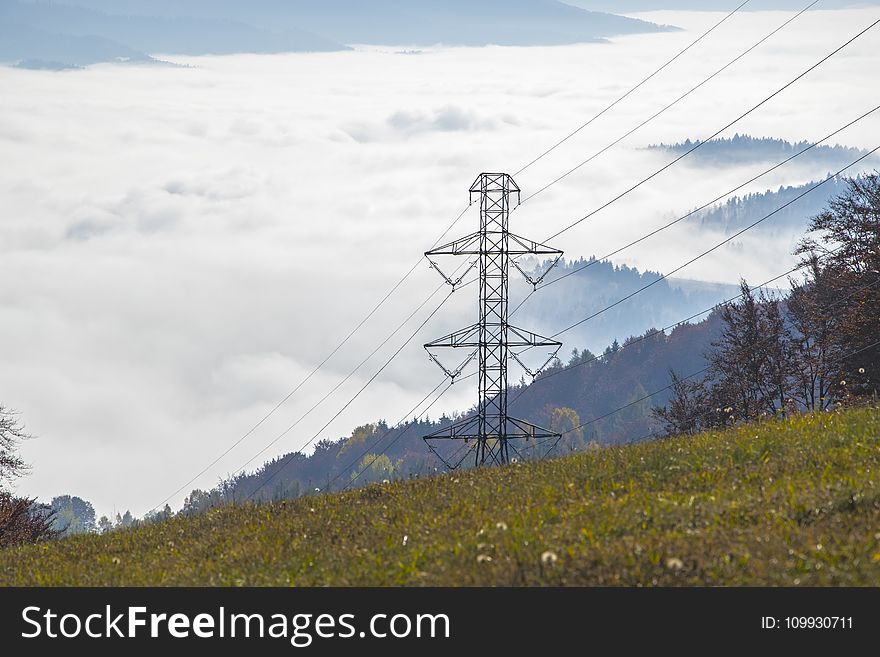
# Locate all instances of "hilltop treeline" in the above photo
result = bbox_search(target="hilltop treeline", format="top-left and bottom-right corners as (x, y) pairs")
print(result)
(696, 177), (850, 235)
(650, 135), (868, 168)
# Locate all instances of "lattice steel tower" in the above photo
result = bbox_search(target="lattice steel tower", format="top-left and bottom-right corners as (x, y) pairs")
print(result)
(423, 173), (564, 468)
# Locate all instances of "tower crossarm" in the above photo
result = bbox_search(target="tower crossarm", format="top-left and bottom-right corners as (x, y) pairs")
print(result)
(507, 325), (562, 349)
(424, 323), (481, 350)
(425, 232), (482, 257)
(506, 233), (563, 257)
(426, 232), (562, 258)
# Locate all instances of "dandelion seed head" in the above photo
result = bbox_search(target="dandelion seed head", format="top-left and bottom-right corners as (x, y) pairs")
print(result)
(496, 521), (508, 531)
(541, 550), (558, 566)
(666, 557), (684, 571)
(476, 554), (492, 564)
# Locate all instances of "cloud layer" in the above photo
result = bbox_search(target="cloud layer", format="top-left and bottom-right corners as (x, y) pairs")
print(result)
(1, 9), (878, 516)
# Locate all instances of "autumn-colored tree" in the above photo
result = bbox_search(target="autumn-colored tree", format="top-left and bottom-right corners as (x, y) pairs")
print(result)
(352, 453), (395, 484)
(549, 406), (583, 453)
(797, 173), (880, 400)
(651, 370), (709, 436)
(786, 256), (846, 410)
(0, 494), (56, 548)
(705, 282), (797, 423)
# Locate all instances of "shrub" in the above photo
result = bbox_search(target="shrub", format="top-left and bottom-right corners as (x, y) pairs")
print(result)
(0, 493), (57, 549)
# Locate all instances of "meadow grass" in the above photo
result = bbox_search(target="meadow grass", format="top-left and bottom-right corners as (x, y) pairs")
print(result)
(2, 406), (879, 586)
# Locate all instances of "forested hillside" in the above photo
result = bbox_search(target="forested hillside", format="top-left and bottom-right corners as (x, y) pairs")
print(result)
(513, 257), (738, 353)
(695, 177), (850, 235)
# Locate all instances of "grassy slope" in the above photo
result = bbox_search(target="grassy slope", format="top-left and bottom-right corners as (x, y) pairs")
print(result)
(3, 407), (880, 586)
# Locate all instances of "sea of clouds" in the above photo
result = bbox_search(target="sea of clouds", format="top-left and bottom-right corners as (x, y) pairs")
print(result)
(1, 9), (878, 515)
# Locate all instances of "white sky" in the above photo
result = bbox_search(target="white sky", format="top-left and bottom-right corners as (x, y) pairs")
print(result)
(1, 8), (878, 517)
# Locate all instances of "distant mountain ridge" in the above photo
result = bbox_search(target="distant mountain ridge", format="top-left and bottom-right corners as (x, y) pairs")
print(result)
(12, 0), (672, 56)
(0, 0), (346, 66)
(0, 19), (154, 68)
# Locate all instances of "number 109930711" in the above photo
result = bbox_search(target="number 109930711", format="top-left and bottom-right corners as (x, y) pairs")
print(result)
(762, 616), (853, 630)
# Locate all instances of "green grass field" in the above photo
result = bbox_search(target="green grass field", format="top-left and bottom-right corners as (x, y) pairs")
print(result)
(3, 406), (880, 586)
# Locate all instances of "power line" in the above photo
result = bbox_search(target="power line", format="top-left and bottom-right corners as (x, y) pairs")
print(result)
(338, 377), (454, 490)
(149, 206), (472, 512)
(513, 0), (754, 176)
(508, 103), (880, 319)
(237, 282), (455, 474)
(227, 272), (476, 495)
(244, 283), (466, 501)
(539, 17), (880, 243)
(518, 0), (819, 204)
(340, 373), (477, 491)
(152, 272), (451, 510)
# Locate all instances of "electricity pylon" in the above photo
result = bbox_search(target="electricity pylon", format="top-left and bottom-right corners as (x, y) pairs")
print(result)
(423, 173), (563, 468)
